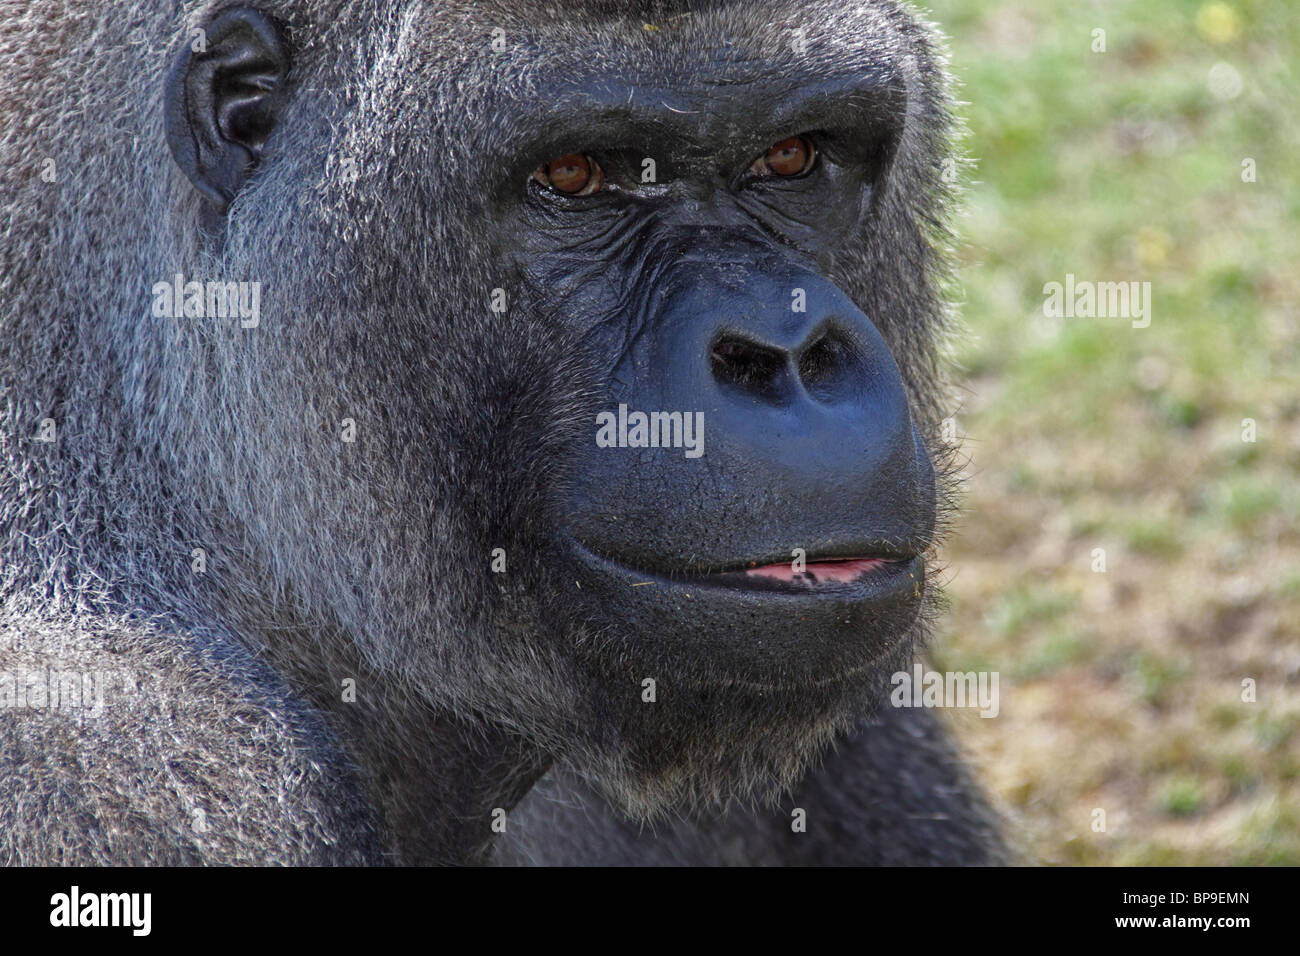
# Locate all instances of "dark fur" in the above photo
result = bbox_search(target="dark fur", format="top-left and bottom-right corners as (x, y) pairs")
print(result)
(0, 0), (1007, 864)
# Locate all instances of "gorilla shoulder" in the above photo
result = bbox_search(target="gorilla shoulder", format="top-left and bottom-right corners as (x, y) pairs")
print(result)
(0, 611), (380, 865)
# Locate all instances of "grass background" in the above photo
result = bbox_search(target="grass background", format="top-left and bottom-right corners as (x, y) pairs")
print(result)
(921, 0), (1299, 864)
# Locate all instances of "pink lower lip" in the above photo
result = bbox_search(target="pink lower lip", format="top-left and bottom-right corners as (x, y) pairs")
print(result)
(744, 557), (889, 584)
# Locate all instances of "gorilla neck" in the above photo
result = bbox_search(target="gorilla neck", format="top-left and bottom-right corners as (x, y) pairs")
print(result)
(218, 599), (551, 864)
(305, 663), (549, 865)
(364, 704), (551, 865)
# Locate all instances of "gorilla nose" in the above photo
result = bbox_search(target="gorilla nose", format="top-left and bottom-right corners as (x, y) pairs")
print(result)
(566, 262), (936, 572)
(708, 321), (864, 406)
(649, 266), (928, 521)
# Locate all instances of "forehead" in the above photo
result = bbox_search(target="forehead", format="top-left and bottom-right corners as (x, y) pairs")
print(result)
(417, 1), (907, 88)
(403, 1), (912, 146)
(335, 0), (921, 190)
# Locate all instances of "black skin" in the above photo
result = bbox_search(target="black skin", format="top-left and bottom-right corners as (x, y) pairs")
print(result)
(0, 1), (1005, 865)
(519, 81), (937, 687)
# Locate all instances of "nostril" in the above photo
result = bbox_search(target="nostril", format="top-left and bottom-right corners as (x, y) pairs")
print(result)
(710, 334), (785, 394)
(797, 329), (858, 396)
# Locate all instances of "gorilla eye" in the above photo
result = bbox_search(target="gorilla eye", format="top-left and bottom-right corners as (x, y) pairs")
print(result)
(532, 153), (605, 196)
(749, 135), (817, 179)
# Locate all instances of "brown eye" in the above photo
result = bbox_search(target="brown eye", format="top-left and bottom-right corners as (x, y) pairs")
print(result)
(532, 153), (605, 195)
(750, 135), (816, 179)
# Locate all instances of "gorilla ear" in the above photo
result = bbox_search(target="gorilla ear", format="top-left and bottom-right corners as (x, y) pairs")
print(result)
(164, 7), (289, 211)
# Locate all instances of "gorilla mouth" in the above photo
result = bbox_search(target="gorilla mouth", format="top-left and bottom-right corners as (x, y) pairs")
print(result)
(745, 556), (894, 584)
(700, 554), (921, 595)
(569, 536), (923, 602)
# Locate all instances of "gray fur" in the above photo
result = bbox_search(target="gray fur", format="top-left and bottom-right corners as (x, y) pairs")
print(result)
(1, 0), (1007, 865)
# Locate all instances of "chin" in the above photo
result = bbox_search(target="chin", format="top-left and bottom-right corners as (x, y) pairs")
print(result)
(547, 564), (930, 821)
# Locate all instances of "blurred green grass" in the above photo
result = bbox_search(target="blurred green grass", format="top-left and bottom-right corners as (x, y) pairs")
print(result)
(922, 0), (1300, 864)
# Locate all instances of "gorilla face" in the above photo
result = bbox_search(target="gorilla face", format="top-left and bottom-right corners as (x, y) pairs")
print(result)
(488, 27), (942, 812)
(517, 91), (936, 684)
(162, 1), (952, 819)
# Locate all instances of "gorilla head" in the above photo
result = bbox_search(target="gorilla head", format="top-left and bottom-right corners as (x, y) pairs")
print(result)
(157, 0), (956, 820)
(7, 0), (960, 847)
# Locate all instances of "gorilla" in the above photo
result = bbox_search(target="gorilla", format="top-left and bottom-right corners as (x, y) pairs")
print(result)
(0, 0), (1008, 865)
